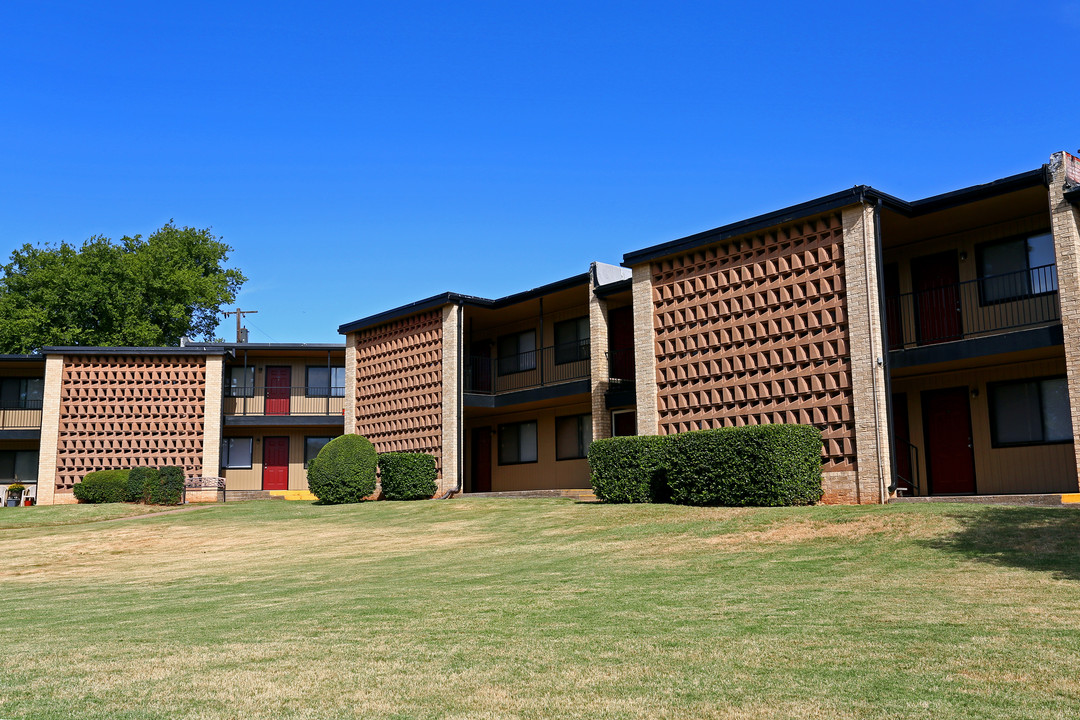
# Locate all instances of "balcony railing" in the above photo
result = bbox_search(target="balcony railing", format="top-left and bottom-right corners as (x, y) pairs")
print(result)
(885, 264), (1060, 350)
(606, 347), (635, 385)
(465, 341), (590, 395)
(224, 387), (345, 417)
(0, 401), (43, 430)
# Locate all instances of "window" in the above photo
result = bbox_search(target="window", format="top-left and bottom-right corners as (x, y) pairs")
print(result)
(304, 436), (333, 468)
(611, 410), (637, 437)
(977, 232), (1057, 303)
(498, 421), (538, 464)
(0, 377), (43, 409)
(497, 331), (537, 375)
(989, 376), (1073, 447)
(225, 367), (256, 397)
(222, 437), (253, 469)
(0, 450), (38, 482)
(554, 317), (590, 364)
(556, 414), (592, 460)
(306, 367), (345, 397)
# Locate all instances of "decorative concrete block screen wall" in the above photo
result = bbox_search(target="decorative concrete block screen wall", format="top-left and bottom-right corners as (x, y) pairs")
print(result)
(649, 212), (856, 472)
(353, 309), (444, 472)
(54, 355), (208, 490)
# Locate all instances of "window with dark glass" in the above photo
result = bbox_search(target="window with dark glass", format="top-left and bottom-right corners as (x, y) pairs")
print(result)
(304, 436), (333, 468)
(555, 414), (592, 460)
(222, 437), (253, 469)
(498, 421), (538, 464)
(225, 367), (256, 397)
(0, 450), (38, 482)
(0, 377), (43, 409)
(497, 331), (537, 375)
(306, 367), (345, 397)
(554, 317), (590, 364)
(989, 376), (1072, 447)
(977, 232), (1057, 303)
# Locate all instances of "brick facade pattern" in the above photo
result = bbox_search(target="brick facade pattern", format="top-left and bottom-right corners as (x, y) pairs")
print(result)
(54, 355), (207, 490)
(648, 212), (855, 471)
(353, 310), (444, 470)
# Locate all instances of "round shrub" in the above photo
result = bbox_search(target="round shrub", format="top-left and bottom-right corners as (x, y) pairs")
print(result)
(73, 469), (130, 503)
(126, 466), (160, 503)
(378, 452), (438, 500)
(588, 436), (670, 503)
(156, 466), (186, 505)
(307, 434), (377, 504)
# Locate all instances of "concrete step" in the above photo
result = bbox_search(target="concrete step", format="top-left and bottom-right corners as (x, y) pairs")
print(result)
(461, 489), (598, 502)
(224, 490), (284, 501)
(891, 493), (1080, 507)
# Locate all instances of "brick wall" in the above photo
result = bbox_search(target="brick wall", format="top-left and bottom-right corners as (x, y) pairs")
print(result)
(646, 211), (856, 473)
(353, 309), (444, 472)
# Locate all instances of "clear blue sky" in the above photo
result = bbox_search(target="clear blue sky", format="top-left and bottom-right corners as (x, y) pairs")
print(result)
(3, 1), (1078, 343)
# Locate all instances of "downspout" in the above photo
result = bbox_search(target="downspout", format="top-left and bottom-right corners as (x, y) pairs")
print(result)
(873, 198), (899, 498)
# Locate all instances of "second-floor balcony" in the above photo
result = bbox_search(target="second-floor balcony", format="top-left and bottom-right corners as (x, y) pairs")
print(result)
(0, 401), (43, 430)
(886, 264), (1060, 351)
(225, 387), (345, 418)
(465, 341), (590, 395)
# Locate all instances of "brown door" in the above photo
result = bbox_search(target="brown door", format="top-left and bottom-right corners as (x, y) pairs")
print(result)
(608, 306), (635, 381)
(262, 436), (290, 490)
(471, 426), (492, 492)
(922, 387), (976, 495)
(891, 393), (913, 493)
(911, 251), (962, 344)
(265, 366), (291, 415)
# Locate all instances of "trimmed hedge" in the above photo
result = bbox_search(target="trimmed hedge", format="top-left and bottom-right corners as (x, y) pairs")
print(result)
(156, 466), (186, 506)
(587, 436), (670, 503)
(307, 434), (377, 504)
(127, 466), (160, 503)
(588, 425), (823, 507)
(73, 469), (130, 504)
(666, 425), (823, 507)
(378, 452), (438, 500)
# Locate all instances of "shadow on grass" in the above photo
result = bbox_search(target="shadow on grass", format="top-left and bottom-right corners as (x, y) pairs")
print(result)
(924, 506), (1080, 581)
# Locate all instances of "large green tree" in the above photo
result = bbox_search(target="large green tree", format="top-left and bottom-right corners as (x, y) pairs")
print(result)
(0, 223), (246, 353)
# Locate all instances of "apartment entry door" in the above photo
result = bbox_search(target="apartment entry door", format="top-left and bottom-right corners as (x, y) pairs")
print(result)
(922, 387), (976, 495)
(471, 426), (492, 493)
(265, 366), (291, 416)
(262, 437), (290, 491)
(911, 251), (962, 344)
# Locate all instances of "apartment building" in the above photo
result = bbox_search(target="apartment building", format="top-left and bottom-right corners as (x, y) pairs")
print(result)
(6, 149), (1080, 505)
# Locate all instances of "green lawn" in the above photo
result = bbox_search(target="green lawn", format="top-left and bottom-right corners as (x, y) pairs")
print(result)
(1, 499), (1079, 719)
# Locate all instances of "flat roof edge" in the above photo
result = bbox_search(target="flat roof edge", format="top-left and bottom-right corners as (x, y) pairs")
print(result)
(42, 346), (230, 356)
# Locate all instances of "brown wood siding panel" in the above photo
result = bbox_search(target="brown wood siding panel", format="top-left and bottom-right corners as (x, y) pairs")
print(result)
(892, 354), (1078, 495)
(354, 310), (444, 471)
(650, 212), (855, 470)
(54, 355), (207, 489)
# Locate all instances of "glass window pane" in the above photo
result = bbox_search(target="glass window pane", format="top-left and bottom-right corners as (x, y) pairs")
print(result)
(305, 437), (332, 467)
(981, 240), (1029, 301)
(992, 381), (1042, 444)
(1041, 378), (1073, 442)
(518, 331), (537, 371)
(555, 416), (578, 459)
(307, 367), (330, 396)
(0, 452), (14, 480)
(0, 379), (18, 408)
(579, 414), (592, 456)
(498, 424), (520, 464)
(519, 421), (538, 463)
(14, 451), (37, 482)
(1027, 233), (1058, 294)
(224, 438), (253, 468)
(331, 367), (346, 397)
(24, 378), (43, 406)
(228, 367), (255, 397)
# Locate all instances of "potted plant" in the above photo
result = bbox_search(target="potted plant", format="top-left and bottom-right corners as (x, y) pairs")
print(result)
(6, 483), (25, 507)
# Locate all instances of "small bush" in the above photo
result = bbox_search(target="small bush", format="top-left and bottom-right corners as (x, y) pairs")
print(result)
(378, 453), (438, 500)
(126, 466), (160, 503)
(73, 469), (130, 504)
(307, 435), (377, 504)
(588, 436), (670, 503)
(666, 425), (823, 507)
(156, 466), (186, 506)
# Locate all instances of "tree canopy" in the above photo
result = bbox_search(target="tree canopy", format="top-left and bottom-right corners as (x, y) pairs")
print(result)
(0, 223), (246, 353)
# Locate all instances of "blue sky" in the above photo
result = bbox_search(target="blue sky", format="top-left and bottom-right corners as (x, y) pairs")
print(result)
(3, 1), (1078, 343)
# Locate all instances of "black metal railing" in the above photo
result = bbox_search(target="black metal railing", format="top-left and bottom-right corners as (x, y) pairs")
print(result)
(893, 437), (920, 496)
(606, 347), (635, 384)
(885, 264), (1059, 350)
(465, 341), (590, 395)
(224, 387), (346, 417)
(0, 400), (43, 430)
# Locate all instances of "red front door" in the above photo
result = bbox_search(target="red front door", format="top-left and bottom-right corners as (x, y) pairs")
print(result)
(922, 387), (976, 495)
(471, 427), (491, 493)
(262, 436), (289, 490)
(265, 366), (291, 416)
(911, 251), (962, 344)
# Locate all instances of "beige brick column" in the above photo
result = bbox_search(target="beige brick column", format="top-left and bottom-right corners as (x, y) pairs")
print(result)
(841, 203), (890, 504)
(589, 287), (611, 441)
(440, 303), (461, 494)
(1048, 152), (1080, 490)
(201, 354), (224, 478)
(36, 354), (64, 505)
(344, 332), (357, 435)
(631, 263), (659, 435)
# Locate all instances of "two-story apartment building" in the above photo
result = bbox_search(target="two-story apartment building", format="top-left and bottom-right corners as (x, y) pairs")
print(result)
(9, 149), (1080, 505)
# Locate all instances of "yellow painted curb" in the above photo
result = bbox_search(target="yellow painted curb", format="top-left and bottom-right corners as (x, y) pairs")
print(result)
(268, 490), (318, 501)
(1060, 493), (1080, 504)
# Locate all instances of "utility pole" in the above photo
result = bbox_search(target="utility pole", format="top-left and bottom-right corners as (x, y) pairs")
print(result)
(223, 308), (258, 343)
